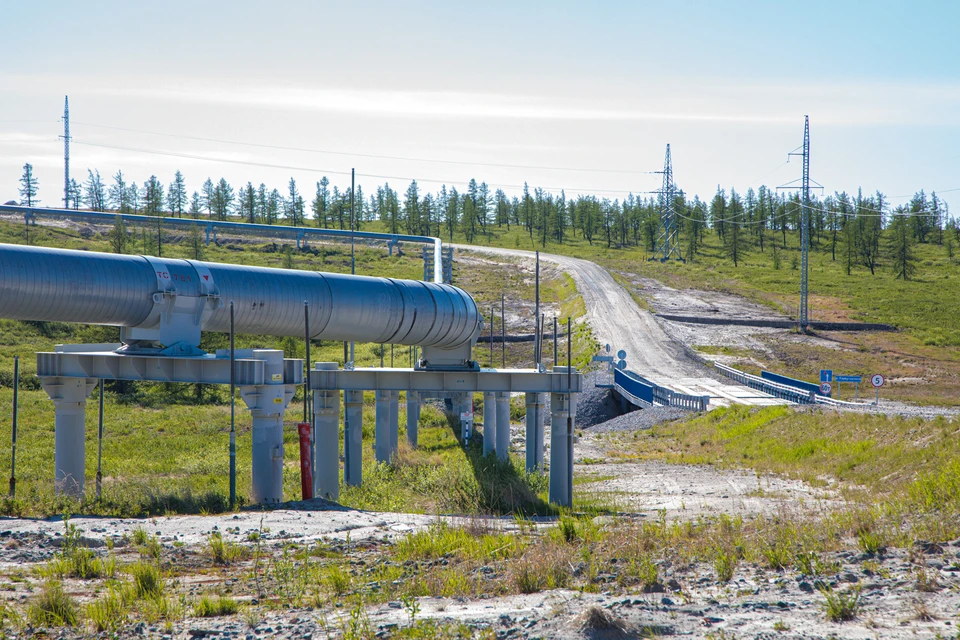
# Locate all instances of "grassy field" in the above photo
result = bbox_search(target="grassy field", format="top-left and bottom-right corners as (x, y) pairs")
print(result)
(0, 218), (597, 517)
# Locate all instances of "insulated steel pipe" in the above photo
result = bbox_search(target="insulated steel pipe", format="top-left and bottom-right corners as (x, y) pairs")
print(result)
(0, 243), (480, 350)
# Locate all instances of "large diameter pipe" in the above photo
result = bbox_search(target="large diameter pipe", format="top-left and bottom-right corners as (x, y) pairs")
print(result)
(0, 243), (480, 349)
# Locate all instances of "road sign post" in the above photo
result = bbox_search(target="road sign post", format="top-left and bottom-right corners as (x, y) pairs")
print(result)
(870, 374), (884, 405)
(835, 375), (862, 402)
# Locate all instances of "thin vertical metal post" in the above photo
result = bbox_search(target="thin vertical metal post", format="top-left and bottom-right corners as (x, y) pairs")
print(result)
(534, 314), (540, 368)
(380, 344), (384, 368)
(350, 168), (356, 363)
(490, 305), (495, 367)
(303, 302), (310, 423)
(501, 293), (506, 368)
(8, 356), (18, 498)
(540, 313), (545, 366)
(229, 300), (236, 510)
(96, 380), (104, 501)
(553, 316), (558, 366)
(391, 344), (395, 367)
(304, 301), (313, 485)
(566, 316), (573, 503)
(534, 251), (540, 366)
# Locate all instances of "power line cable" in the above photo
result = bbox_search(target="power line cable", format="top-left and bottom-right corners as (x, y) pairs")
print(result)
(72, 120), (660, 176)
(72, 139), (657, 198)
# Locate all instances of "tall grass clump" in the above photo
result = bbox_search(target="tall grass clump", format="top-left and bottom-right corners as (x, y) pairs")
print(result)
(86, 587), (128, 633)
(28, 581), (79, 628)
(194, 595), (238, 617)
(129, 561), (164, 599)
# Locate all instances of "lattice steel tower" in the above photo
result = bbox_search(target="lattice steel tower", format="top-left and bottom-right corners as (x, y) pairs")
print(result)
(778, 115), (822, 332)
(60, 96), (71, 209)
(651, 144), (684, 262)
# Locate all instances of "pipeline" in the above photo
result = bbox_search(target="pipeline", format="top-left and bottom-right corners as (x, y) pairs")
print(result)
(0, 204), (445, 283)
(0, 243), (481, 355)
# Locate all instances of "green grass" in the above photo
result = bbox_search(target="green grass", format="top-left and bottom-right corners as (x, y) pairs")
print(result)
(193, 595), (238, 617)
(27, 581), (79, 628)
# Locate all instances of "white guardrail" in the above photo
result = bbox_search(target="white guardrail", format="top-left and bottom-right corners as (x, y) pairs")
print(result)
(715, 363), (873, 408)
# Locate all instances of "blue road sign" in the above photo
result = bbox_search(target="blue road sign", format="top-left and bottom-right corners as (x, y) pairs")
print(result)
(820, 369), (833, 382)
(835, 375), (862, 383)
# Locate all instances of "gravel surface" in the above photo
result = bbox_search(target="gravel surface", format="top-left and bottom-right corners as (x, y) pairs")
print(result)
(585, 404), (689, 433)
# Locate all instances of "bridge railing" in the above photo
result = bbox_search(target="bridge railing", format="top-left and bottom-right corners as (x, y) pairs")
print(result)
(714, 363), (813, 404)
(615, 368), (709, 411)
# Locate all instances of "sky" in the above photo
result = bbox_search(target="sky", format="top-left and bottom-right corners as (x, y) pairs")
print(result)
(1, 0), (958, 212)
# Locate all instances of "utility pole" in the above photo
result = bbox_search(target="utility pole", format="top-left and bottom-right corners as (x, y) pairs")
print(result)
(348, 168), (356, 364)
(778, 116), (823, 332)
(60, 96), (70, 209)
(651, 144), (683, 262)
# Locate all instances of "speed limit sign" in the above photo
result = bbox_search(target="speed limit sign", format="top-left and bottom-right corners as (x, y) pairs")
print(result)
(819, 382), (832, 395)
(870, 374), (885, 406)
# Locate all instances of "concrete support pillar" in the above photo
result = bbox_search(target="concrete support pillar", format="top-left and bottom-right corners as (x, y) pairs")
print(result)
(240, 383), (296, 505)
(312, 363), (340, 501)
(549, 366), (577, 507)
(495, 392), (511, 460)
(389, 390), (400, 454)
(525, 392), (545, 472)
(549, 390), (572, 507)
(375, 390), (392, 463)
(483, 391), (497, 456)
(406, 391), (420, 447)
(455, 393), (473, 443)
(343, 390), (364, 487)
(42, 377), (97, 497)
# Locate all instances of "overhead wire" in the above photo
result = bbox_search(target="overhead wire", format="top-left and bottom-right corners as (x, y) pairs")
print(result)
(71, 120), (660, 176)
(72, 139), (658, 197)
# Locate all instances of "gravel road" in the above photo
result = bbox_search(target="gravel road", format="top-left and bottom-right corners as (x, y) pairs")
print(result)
(456, 244), (784, 407)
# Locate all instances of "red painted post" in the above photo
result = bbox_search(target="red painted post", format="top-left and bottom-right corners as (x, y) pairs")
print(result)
(297, 422), (313, 500)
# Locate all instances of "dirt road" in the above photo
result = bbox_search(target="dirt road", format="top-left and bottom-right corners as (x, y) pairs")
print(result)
(456, 244), (783, 407)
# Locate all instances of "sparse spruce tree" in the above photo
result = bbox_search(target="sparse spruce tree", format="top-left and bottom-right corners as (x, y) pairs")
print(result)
(18, 163), (38, 206)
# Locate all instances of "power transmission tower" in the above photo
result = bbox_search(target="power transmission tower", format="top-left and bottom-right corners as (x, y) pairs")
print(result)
(651, 144), (684, 262)
(777, 115), (823, 332)
(59, 96), (71, 209)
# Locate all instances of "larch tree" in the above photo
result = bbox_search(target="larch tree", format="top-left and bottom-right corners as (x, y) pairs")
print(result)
(109, 170), (128, 212)
(887, 208), (917, 280)
(84, 169), (106, 211)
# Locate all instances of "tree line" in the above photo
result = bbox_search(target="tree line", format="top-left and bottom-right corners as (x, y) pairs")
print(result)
(16, 162), (953, 279)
